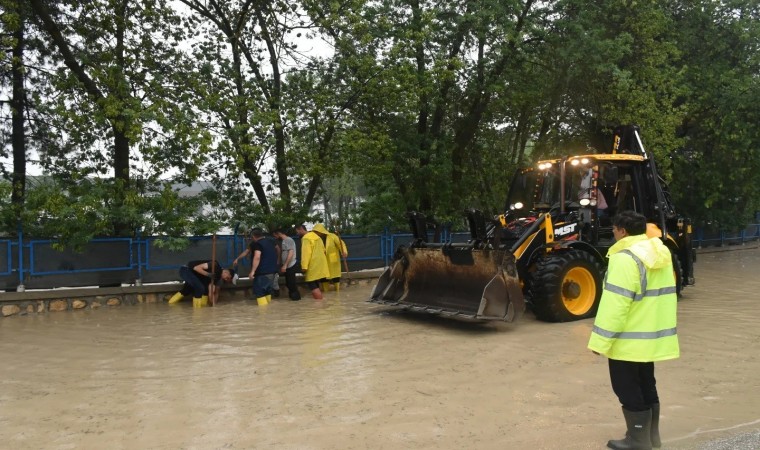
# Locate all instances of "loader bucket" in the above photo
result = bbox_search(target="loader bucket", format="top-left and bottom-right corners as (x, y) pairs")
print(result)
(369, 245), (525, 322)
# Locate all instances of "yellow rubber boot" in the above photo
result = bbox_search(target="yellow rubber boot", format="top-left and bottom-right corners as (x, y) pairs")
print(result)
(333, 282), (340, 292)
(266, 294), (272, 303)
(200, 295), (209, 307)
(192, 297), (204, 308)
(256, 296), (269, 306)
(321, 282), (330, 292)
(168, 292), (184, 304)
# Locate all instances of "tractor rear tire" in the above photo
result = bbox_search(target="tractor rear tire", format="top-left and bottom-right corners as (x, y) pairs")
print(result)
(529, 249), (604, 322)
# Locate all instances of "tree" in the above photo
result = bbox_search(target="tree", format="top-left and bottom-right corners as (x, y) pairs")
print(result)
(322, 0), (546, 223)
(669, 1), (760, 229)
(28, 0), (193, 235)
(0, 0), (39, 231)
(177, 0), (329, 226)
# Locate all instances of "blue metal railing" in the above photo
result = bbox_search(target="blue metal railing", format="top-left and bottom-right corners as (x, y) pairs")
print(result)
(2, 224), (758, 289)
(28, 238), (136, 276)
(692, 224), (760, 248)
(0, 239), (12, 276)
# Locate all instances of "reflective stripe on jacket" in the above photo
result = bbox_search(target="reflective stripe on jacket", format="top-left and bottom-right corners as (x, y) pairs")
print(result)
(587, 234), (680, 362)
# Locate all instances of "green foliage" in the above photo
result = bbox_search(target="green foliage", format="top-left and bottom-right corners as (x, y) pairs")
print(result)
(14, 177), (223, 250)
(5, 0), (760, 246)
(668, 1), (760, 229)
(0, 180), (14, 233)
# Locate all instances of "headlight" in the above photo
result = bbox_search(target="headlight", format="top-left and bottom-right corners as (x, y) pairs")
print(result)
(579, 198), (591, 206)
(511, 202), (524, 210)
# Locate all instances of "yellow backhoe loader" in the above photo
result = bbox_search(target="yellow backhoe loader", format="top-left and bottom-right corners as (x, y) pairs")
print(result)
(369, 125), (695, 322)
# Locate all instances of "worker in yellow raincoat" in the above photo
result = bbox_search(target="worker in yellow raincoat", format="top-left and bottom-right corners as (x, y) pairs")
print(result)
(296, 224), (330, 299)
(319, 225), (348, 292)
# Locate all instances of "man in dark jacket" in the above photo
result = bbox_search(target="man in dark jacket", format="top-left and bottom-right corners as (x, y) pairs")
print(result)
(234, 228), (278, 305)
(167, 260), (235, 307)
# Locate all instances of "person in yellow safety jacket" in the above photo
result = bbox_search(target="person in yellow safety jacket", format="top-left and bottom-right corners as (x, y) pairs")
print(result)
(588, 210), (679, 450)
(320, 225), (348, 292)
(296, 224), (330, 299)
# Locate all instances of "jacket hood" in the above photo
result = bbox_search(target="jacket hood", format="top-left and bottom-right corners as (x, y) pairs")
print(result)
(608, 234), (672, 270)
(312, 223), (329, 234)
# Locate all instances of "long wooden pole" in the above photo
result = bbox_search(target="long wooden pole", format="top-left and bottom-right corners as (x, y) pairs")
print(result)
(210, 233), (217, 306)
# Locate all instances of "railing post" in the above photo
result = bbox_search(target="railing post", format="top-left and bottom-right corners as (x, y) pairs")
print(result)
(16, 222), (25, 292)
(383, 227), (389, 267)
(232, 223), (241, 264)
(387, 228), (395, 267)
(135, 229), (143, 286)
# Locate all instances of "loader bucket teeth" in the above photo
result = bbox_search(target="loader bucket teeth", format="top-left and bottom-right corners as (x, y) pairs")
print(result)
(369, 246), (525, 322)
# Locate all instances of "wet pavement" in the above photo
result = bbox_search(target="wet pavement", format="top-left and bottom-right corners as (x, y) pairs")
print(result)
(1, 247), (759, 449)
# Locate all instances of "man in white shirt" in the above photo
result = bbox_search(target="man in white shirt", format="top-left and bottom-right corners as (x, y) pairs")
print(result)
(273, 227), (302, 301)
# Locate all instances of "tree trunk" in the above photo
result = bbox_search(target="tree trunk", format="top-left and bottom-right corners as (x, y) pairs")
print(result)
(10, 5), (26, 222)
(30, 0), (133, 235)
(256, 9), (291, 214)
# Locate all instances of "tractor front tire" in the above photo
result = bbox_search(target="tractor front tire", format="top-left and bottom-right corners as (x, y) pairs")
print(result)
(530, 249), (603, 322)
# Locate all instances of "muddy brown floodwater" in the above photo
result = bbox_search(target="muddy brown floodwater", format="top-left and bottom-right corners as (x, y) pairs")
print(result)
(1, 248), (759, 450)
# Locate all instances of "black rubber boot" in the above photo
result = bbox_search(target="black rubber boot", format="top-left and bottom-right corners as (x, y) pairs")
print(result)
(650, 403), (661, 448)
(607, 408), (653, 450)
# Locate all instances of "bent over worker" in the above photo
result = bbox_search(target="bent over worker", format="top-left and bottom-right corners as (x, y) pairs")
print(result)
(588, 210), (679, 450)
(167, 260), (235, 308)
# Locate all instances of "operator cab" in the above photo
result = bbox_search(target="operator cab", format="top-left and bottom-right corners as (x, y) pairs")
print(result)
(504, 155), (651, 247)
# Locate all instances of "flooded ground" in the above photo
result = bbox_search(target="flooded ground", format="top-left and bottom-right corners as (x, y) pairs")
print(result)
(1, 248), (759, 450)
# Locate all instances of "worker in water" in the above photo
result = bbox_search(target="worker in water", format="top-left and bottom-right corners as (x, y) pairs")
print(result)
(233, 227), (279, 305)
(272, 227), (302, 301)
(295, 224), (330, 300)
(167, 260), (236, 307)
(588, 210), (679, 450)
(320, 224), (348, 292)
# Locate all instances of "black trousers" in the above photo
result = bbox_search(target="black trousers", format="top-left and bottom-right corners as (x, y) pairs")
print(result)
(283, 265), (301, 300)
(179, 266), (207, 297)
(608, 358), (659, 412)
